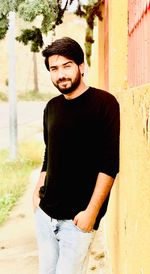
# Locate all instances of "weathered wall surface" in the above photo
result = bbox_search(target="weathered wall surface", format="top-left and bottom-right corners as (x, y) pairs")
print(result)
(97, 1), (150, 273)
(106, 85), (150, 274)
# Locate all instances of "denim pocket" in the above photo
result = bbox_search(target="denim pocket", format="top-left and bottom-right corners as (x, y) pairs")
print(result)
(71, 221), (94, 234)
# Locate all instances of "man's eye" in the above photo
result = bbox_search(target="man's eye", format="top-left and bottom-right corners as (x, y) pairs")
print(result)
(64, 65), (71, 68)
(50, 68), (57, 72)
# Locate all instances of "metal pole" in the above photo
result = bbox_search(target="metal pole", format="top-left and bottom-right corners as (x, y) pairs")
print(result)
(8, 11), (17, 160)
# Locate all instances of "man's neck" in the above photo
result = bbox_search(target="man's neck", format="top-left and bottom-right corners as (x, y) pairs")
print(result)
(63, 83), (89, 100)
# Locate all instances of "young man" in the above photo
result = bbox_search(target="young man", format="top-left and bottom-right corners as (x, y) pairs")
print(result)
(33, 37), (120, 274)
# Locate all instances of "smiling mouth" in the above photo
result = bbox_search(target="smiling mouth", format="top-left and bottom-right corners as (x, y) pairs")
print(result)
(58, 77), (70, 83)
(60, 80), (68, 84)
(58, 80), (71, 86)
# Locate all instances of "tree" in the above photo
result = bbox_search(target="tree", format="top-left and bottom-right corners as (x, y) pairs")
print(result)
(33, 52), (39, 93)
(0, 0), (103, 66)
(0, 0), (103, 159)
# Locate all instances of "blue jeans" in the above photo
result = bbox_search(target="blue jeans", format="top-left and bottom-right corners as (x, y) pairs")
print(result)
(34, 207), (95, 274)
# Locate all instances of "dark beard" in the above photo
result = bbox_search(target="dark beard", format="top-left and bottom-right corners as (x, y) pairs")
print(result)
(53, 72), (81, 94)
(56, 80), (80, 94)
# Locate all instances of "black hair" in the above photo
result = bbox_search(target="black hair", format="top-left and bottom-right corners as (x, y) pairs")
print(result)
(42, 37), (84, 71)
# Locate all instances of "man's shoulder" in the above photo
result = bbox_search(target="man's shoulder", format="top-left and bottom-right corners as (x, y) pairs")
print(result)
(45, 94), (63, 109)
(90, 87), (119, 106)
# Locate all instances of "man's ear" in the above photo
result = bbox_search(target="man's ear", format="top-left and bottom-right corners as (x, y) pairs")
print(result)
(79, 63), (85, 77)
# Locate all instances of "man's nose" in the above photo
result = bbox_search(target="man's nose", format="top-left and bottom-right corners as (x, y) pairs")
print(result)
(58, 68), (66, 79)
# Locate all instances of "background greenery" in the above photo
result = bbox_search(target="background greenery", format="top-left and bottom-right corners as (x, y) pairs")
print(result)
(0, 90), (56, 101)
(0, 140), (44, 225)
(0, 0), (103, 66)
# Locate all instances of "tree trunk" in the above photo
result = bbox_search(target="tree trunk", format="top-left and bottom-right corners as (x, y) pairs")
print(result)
(33, 52), (39, 93)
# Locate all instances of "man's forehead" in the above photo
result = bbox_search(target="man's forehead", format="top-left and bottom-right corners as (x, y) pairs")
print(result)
(48, 55), (73, 66)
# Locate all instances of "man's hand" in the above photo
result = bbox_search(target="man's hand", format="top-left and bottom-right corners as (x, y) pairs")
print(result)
(32, 171), (46, 212)
(32, 192), (40, 212)
(73, 173), (114, 232)
(73, 209), (96, 232)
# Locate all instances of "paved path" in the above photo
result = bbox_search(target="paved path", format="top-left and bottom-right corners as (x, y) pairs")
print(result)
(0, 101), (46, 149)
(0, 169), (39, 274)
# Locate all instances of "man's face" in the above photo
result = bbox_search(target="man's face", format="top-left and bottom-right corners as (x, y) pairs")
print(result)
(48, 55), (83, 94)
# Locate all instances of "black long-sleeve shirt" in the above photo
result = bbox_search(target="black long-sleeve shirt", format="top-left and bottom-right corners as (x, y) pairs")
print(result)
(39, 87), (120, 230)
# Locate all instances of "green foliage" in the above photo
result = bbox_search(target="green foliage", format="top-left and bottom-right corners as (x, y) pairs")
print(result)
(0, 0), (24, 39)
(16, 27), (43, 52)
(0, 0), (103, 65)
(75, 0), (103, 66)
(0, 0), (10, 16)
(0, 15), (8, 39)
(15, 0), (67, 53)
(18, 0), (60, 33)
(0, 0), (9, 39)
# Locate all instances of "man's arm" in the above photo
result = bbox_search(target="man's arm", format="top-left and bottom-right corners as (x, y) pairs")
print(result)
(32, 171), (46, 211)
(74, 95), (119, 232)
(73, 172), (114, 232)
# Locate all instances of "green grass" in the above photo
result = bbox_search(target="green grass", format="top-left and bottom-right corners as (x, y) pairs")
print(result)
(17, 90), (55, 101)
(0, 90), (58, 102)
(0, 140), (44, 225)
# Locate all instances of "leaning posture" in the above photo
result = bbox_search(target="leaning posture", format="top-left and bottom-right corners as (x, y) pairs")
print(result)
(33, 37), (120, 274)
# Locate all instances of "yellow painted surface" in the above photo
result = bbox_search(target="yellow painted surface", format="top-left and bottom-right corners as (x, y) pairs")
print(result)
(88, 3), (105, 90)
(108, 0), (128, 92)
(99, 1), (150, 273)
(87, 19), (100, 89)
(106, 86), (150, 274)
